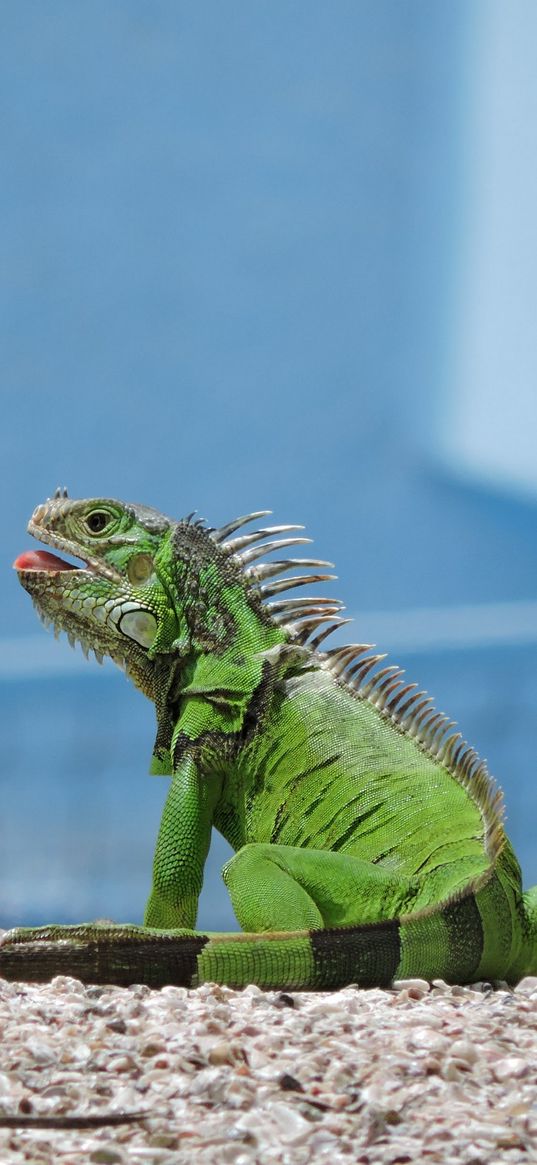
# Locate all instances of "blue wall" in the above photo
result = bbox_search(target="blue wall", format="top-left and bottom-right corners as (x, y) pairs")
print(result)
(2, 4), (537, 927)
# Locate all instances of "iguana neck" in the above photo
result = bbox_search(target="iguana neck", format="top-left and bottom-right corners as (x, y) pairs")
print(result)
(149, 523), (290, 774)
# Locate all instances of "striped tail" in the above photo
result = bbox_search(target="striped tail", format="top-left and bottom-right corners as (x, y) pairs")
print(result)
(1, 877), (531, 989)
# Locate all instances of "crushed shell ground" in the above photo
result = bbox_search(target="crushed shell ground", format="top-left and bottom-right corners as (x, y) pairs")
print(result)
(0, 973), (535, 1164)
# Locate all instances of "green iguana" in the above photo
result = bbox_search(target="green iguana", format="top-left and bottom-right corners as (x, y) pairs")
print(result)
(5, 489), (537, 990)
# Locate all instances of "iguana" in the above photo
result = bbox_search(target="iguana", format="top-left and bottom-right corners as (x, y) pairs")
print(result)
(5, 489), (537, 990)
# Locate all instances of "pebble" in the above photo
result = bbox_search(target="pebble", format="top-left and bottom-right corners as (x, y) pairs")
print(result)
(89, 1151), (125, 1164)
(448, 1039), (479, 1065)
(409, 1027), (451, 1052)
(391, 978), (430, 995)
(491, 1055), (528, 1081)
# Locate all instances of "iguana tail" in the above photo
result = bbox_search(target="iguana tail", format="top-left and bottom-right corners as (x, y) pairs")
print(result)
(2, 879), (537, 988)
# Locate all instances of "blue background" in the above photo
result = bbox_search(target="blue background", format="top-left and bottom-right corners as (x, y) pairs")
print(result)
(1, 3), (536, 929)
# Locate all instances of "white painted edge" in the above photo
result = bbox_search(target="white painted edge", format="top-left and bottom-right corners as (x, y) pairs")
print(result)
(352, 600), (537, 652)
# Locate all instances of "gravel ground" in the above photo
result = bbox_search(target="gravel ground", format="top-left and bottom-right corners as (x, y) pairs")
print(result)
(0, 975), (535, 1164)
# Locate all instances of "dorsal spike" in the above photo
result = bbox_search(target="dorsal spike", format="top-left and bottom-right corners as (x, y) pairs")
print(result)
(406, 699), (435, 738)
(349, 662), (399, 685)
(436, 721), (458, 752)
(363, 667), (404, 709)
(377, 678), (408, 712)
(309, 618), (353, 651)
(259, 573), (337, 598)
(266, 596), (343, 615)
(388, 683), (418, 715)
(270, 604), (343, 627)
(324, 645), (372, 676)
(408, 696), (433, 719)
(358, 667), (395, 700)
(438, 731), (463, 766)
(383, 680), (412, 711)
(323, 642), (371, 674)
(397, 689), (427, 721)
(325, 643), (374, 663)
(239, 537), (313, 566)
(418, 711), (446, 743)
(286, 614), (343, 643)
(246, 558), (334, 583)
(224, 526), (305, 555)
(461, 751), (477, 779)
(349, 653), (387, 690)
(213, 511), (272, 542)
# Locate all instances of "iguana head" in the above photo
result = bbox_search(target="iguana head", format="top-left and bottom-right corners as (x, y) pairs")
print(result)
(14, 491), (178, 697)
(15, 490), (342, 702)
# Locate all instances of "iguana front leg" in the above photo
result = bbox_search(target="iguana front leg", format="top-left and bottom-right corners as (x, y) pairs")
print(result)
(144, 754), (221, 928)
(144, 651), (266, 926)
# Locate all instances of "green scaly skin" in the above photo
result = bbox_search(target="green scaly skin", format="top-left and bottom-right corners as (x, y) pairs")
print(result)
(5, 490), (537, 990)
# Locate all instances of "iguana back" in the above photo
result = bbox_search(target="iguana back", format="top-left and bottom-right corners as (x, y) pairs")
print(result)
(4, 490), (537, 988)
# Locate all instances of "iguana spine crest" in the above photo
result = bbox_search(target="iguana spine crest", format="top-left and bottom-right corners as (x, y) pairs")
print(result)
(210, 507), (506, 874)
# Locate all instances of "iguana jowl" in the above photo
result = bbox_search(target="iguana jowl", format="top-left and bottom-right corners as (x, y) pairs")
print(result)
(6, 489), (537, 989)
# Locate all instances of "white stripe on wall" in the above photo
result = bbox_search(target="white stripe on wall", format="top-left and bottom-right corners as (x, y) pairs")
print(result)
(353, 600), (537, 653)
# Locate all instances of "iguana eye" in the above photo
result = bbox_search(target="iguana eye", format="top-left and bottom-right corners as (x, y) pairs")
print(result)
(86, 511), (110, 534)
(128, 554), (154, 584)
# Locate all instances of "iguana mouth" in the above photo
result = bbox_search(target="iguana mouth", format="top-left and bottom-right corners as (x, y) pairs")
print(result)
(13, 519), (122, 582)
(13, 549), (85, 573)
